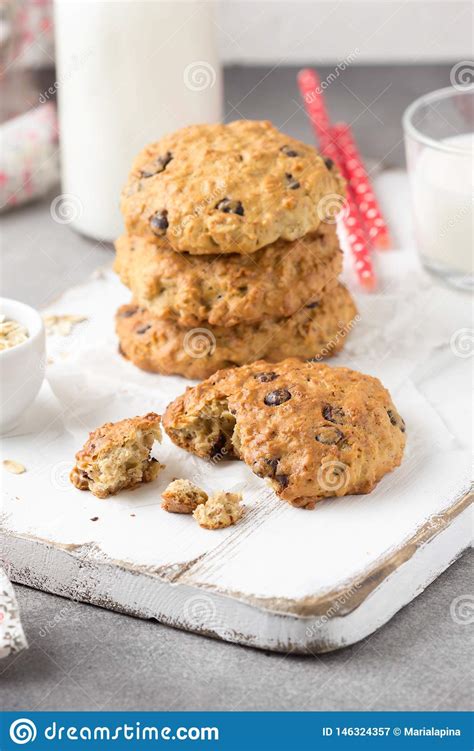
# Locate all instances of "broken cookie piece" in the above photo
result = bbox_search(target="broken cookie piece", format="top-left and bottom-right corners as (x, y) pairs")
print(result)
(161, 478), (208, 514)
(70, 412), (163, 499)
(163, 358), (406, 508)
(193, 491), (243, 530)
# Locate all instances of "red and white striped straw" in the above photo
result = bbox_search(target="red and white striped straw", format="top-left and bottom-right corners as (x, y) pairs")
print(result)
(331, 122), (391, 250)
(297, 69), (376, 290)
(297, 68), (333, 151)
(330, 141), (377, 290)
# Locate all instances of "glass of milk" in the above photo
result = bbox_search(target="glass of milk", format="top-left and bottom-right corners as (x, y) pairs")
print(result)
(403, 86), (473, 291)
(54, 0), (222, 242)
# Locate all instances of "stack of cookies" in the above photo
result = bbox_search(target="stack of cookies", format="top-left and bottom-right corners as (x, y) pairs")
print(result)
(115, 120), (357, 380)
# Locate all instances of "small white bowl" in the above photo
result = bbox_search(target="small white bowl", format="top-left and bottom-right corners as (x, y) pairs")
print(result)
(0, 298), (45, 434)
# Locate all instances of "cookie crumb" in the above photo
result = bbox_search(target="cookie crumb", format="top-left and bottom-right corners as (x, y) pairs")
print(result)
(193, 491), (243, 530)
(161, 479), (208, 514)
(3, 460), (26, 474)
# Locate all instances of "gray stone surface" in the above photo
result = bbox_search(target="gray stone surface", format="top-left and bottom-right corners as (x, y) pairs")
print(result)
(1, 64), (472, 712)
(2, 553), (472, 711)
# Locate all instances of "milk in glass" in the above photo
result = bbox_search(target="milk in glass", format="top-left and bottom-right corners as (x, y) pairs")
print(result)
(408, 133), (473, 283)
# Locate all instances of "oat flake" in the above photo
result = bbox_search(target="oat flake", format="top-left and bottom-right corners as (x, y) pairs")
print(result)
(43, 314), (87, 336)
(0, 317), (29, 351)
(3, 460), (26, 474)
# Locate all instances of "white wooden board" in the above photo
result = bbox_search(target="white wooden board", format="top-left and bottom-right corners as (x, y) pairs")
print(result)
(1, 172), (472, 652)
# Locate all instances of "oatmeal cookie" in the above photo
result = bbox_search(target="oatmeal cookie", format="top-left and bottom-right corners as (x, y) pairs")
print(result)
(114, 224), (342, 328)
(163, 360), (406, 508)
(120, 120), (344, 254)
(115, 282), (357, 380)
(70, 413), (163, 499)
(161, 478), (208, 513)
(193, 491), (243, 529)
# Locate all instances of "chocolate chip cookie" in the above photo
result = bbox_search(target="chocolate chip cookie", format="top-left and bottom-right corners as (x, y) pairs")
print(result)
(114, 224), (342, 328)
(163, 360), (406, 508)
(120, 120), (344, 255)
(115, 282), (357, 380)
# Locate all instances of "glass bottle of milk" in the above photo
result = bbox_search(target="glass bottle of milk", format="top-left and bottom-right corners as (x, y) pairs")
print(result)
(404, 86), (473, 291)
(54, 0), (222, 242)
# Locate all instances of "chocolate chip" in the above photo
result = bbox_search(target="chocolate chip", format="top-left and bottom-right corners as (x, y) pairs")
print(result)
(136, 324), (151, 335)
(387, 409), (396, 425)
(264, 388), (291, 406)
(322, 405), (345, 424)
(315, 426), (344, 444)
(119, 306), (139, 318)
(150, 210), (168, 235)
(324, 157), (334, 170)
(285, 173), (300, 190)
(141, 151), (173, 178)
(215, 198), (244, 216)
(210, 431), (227, 458)
(265, 458), (279, 477)
(254, 371), (278, 383)
(387, 409), (405, 432)
(305, 301), (320, 309)
(275, 474), (289, 489)
(253, 457), (281, 479)
(280, 145), (299, 157)
(90, 516), (99, 522)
